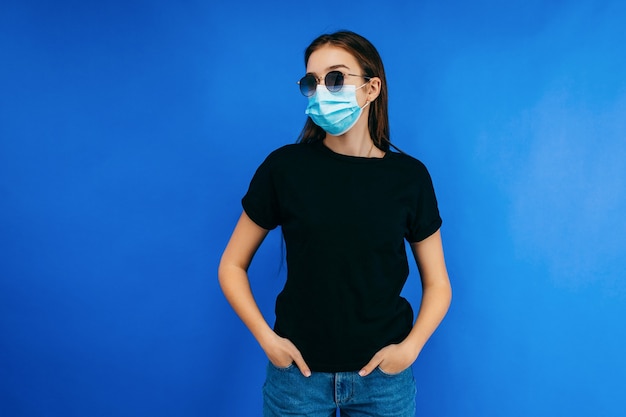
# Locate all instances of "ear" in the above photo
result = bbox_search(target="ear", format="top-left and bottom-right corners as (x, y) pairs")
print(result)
(366, 77), (382, 102)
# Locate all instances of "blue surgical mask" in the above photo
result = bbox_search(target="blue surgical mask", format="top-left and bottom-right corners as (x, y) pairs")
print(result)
(305, 84), (369, 136)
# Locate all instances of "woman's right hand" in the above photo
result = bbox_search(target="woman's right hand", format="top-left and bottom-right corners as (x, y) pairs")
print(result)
(218, 213), (311, 377)
(262, 332), (311, 377)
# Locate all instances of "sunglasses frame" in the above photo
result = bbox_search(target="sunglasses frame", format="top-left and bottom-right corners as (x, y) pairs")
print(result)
(298, 71), (371, 97)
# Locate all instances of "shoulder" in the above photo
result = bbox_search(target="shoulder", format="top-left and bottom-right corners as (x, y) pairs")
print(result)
(385, 150), (432, 179)
(266, 143), (309, 159)
(259, 142), (317, 169)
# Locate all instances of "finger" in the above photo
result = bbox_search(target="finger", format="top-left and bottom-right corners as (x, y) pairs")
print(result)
(291, 351), (312, 377)
(358, 355), (383, 377)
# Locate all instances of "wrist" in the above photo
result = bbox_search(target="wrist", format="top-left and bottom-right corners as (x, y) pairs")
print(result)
(400, 336), (424, 359)
(255, 326), (278, 350)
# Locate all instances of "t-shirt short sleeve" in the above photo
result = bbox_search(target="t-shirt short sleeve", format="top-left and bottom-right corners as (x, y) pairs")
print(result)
(241, 153), (280, 230)
(405, 163), (442, 243)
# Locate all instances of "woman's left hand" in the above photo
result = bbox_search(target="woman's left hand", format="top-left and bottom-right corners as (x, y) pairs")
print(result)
(358, 342), (419, 377)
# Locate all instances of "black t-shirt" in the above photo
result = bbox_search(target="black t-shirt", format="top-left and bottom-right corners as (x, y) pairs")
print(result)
(242, 140), (442, 372)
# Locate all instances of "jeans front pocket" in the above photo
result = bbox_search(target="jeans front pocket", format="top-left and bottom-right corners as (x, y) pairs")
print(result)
(268, 361), (295, 371)
(375, 365), (410, 377)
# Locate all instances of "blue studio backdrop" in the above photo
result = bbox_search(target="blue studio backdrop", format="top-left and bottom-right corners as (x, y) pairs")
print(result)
(1, 1), (625, 416)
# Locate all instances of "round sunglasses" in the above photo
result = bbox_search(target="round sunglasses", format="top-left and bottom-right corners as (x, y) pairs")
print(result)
(298, 71), (371, 97)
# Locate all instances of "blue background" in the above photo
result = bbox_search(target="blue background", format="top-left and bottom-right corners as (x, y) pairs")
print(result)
(1, 1), (625, 416)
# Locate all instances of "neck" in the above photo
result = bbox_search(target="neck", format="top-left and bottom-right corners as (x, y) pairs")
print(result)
(323, 116), (384, 158)
(323, 136), (373, 158)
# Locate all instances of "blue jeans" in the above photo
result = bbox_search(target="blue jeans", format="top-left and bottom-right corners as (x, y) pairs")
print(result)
(263, 362), (416, 417)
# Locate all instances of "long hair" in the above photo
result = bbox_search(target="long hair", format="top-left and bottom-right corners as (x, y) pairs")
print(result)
(296, 31), (392, 152)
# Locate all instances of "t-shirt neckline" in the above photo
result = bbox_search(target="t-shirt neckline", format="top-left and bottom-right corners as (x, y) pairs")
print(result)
(313, 139), (390, 163)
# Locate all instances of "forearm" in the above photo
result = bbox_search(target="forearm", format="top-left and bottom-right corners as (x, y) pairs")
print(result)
(218, 264), (275, 346)
(358, 278), (452, 376)
(403, 280), (452, 355)
(218, 212), (311, 375)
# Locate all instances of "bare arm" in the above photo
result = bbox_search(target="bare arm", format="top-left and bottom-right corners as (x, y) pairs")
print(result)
(218, 211), (311, 376)
(359, 229), (452, 376)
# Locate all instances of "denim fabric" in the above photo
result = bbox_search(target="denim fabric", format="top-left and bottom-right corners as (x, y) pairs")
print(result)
(263, 362), (416, 417)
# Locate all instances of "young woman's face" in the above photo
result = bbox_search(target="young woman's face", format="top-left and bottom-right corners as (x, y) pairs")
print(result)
(305, 45), (370, 106)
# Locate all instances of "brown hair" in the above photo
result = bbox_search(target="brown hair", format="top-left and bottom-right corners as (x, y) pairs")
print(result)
(296, 31), (391, 152)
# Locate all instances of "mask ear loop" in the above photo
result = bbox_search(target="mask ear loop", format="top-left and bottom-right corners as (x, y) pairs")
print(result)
(358, 78), (402, 154)
(355, 80), (371, 91)
(357, 79), (373, 110)
(360, 77), (379, 106)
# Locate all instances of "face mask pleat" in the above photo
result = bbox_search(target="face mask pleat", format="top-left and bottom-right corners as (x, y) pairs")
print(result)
(305, 85), (365, 136)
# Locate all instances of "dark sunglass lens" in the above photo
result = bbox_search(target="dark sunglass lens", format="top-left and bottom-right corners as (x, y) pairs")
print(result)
(299, 75), (317, 96)
(325, 71), (344, 92)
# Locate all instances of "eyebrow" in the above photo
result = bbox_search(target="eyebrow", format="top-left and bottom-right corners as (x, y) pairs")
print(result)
(307, 64), (351, 76)
(327, 64), (350, 71)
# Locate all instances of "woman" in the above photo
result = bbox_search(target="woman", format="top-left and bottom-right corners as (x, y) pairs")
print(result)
(218, 30), (451, 417)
